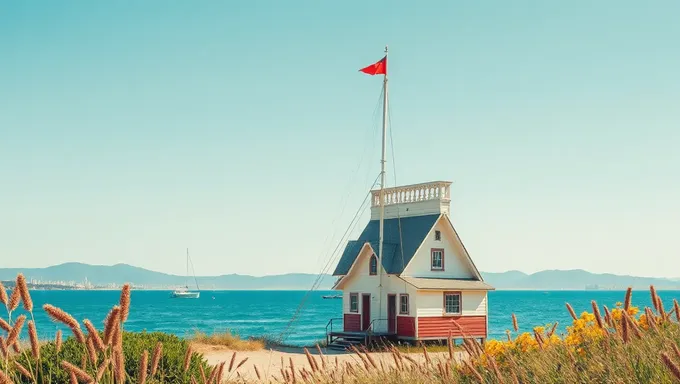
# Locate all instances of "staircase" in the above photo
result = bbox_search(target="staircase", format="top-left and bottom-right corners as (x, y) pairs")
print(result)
(327, 332), (367, 351)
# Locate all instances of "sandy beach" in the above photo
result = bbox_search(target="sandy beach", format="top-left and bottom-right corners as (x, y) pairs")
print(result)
(194, 343), (466, 381)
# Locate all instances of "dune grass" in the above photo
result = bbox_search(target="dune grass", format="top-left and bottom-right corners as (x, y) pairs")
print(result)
(2, 273), (680, 383)
(189, 330), (265, 351)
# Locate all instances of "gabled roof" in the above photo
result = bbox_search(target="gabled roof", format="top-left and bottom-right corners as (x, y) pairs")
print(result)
(332, 214), (440, 276)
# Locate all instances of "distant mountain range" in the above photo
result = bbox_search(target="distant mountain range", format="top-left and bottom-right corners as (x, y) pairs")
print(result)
(0, 263), (678, 290)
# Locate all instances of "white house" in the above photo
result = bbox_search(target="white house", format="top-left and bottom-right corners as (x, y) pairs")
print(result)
(331, 181), (493, 343)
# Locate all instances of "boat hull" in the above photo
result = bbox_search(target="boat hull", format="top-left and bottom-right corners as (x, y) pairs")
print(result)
(171, 291), (200, 299)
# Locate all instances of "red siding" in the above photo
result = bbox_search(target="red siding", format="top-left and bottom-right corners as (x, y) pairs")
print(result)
(344, 314), (361, 332)
(397, 316), (416, 337)
(417, 316), (487, 339)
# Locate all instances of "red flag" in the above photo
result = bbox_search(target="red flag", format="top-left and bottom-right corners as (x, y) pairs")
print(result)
(359, 56), (387, 75)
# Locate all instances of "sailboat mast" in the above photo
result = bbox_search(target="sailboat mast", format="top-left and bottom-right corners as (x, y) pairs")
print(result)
(377, 46), (388, 321)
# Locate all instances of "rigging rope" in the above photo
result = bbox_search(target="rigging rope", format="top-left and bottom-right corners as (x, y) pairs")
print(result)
(387, 95), (409, 295)
(278, 173), (381, 341)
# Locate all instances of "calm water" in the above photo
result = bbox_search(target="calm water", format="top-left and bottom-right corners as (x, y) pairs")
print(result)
(8, 290), (680, 346)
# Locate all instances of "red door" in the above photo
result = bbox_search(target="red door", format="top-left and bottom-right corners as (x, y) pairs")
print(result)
(361, 294), (371, 331)
(387, 295), (397, 334)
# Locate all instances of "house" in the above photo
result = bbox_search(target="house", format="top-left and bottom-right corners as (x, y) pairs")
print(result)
(330, 181), (494, 345)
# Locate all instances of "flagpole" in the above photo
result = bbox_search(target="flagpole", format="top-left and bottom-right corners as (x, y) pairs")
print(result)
(377, 45), (388, 331)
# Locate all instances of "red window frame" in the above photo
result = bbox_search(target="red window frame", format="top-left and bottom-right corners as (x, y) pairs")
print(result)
(399, 294), (409, 315)
(431, 248), (445, 271)
(369, 255), (378, 276)
(443, 291), (462, 315)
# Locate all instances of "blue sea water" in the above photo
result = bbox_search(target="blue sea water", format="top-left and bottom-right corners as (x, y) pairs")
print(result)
(7, 290), (680, 346)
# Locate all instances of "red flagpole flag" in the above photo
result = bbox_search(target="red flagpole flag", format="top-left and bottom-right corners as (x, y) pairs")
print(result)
(359, 56), (387, 76)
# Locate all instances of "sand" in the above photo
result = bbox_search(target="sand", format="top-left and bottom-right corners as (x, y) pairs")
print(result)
(194, 343), (467, 382)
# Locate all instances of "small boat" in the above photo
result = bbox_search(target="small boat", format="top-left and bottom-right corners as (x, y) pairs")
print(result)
(322, 294), (342, 299)
(171, 248), (200, 299)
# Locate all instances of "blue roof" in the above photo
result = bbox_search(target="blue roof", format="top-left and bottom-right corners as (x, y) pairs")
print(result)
(332, 214), (441, 275)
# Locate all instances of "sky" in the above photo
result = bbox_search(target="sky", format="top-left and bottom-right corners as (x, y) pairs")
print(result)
(1, 1), (679, 278)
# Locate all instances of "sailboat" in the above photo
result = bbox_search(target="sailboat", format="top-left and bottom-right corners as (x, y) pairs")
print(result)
(171, 248), (200, 299)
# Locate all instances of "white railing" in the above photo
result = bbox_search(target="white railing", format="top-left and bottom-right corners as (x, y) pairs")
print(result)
(371, 181), (451, 207)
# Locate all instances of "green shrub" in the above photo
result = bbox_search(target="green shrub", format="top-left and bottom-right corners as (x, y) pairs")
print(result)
(14, 331), (210, 384)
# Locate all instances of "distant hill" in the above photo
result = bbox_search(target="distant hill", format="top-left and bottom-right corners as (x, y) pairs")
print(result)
(1, 263), (678, 290)
(0, 262), (337, 290)
(481, 269), (680, 290)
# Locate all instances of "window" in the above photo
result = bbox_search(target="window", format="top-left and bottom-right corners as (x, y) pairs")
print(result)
(431, 248), (444, 271)
(369, 255), (378, 276)
(350, 293), (359, 312)
(435, 230), (441, 241)
(444, 292), (461, 315)
(399, 294), (409, 315)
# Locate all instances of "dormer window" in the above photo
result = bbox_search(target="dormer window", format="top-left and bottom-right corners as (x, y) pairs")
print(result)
(435, 230), (441, 241)
(431, 248), (444, 271)
(369, 255), (378, 275)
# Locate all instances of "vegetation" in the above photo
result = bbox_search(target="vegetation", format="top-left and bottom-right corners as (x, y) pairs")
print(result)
(189, 330), (265, 351)
(2, 272), (680, 383)
(0, 274), (241, 383)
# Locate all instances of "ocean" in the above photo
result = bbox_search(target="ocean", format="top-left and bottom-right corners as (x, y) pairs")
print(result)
(7, 289), (680, 346)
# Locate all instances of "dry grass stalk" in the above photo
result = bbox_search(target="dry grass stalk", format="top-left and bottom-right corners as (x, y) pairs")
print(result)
(28, 321), (39, 360)
(15, 274), (32, 312)
(217, 361), (226, 383)
(150, 341), (163, 377)
(624, 287), (632, 310)
(61, 360), (94, 383)
(198, 362), (207, 383)
(316, 344), (326, 369)
(7, 286), (20, 312)
(566, 303), (578, 321)
(103, 306), (121, 345)
(6, 315), (26, 346)
(119, 284), (131, 323)
(228, 351), (237, 372)
(11, 342), (19, 354)
(512, 313), (519, 332)
(448, 333), (454, 360)
(83, 319), (105, 352)
(603, 305), (613, 327)
(289, 357), (297, 383)
(674, 299), (680, 323)
(236, 357), (249, 370)
(591, 301), (604, 329)
(113, 349), (125, 384)
(112, 320), (123, 352)
(68, 370), (77, 384)
(43, 304), (85, 343)
(304, 348), (318, 372)
(650, 285), (659, 312)
(55, 330), (63, 353)
(463, 358), (484, 383)
(0, 337), (8, 359)
(0, 319), (9, 333)
(0, 282), (8, 306)
(661, 352), (680, 381)
(86, 336), (98, 365)
(207, 364), (218, 383)
(672, 343), (680, 362)
(624, 311), (642, 339)
(0, 369), (12, 384)
(645, 307), (659, 332)
(96, 358), (111, 382)
(548, 321), (559, 337)
(183, 346), (193, 372)
(137, 349), (148, 384)
(621, 312), (630, 343)
(13, 361), (32, 380)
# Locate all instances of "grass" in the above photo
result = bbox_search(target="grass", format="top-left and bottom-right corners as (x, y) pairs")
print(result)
(2, 273), (680, 383)
(189, 330), (265, 351)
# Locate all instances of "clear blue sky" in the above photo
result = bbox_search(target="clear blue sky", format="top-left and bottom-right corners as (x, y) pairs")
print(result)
(1, 1), (679, 278)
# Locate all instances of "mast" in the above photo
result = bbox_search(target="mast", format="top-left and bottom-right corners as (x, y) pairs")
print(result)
(186, 248), (189, 289)
(377, 46), (388, 323)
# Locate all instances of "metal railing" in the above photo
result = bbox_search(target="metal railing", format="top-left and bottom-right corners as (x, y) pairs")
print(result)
(325, 318), (343, 346)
